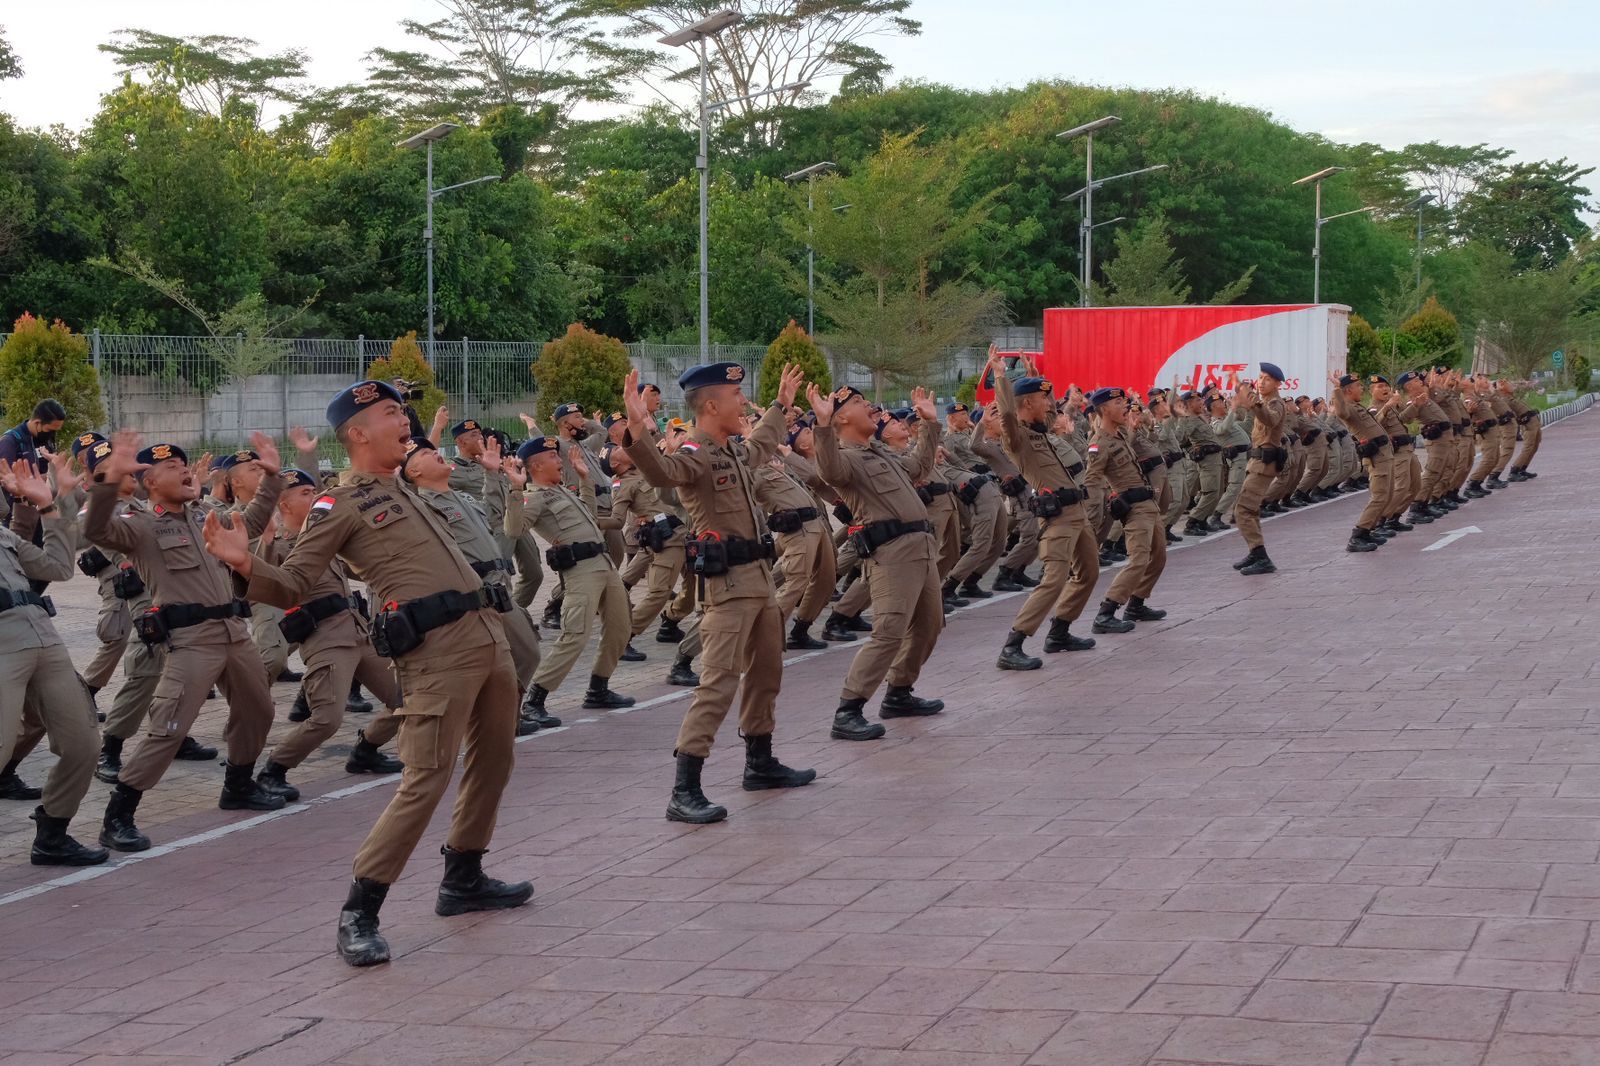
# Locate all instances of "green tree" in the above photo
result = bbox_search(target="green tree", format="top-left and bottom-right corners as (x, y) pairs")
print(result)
(368, 331), (448, 420)
(0, 313), (106, 439)
(1466, 245), (1598, 378)
(758, 320), (829, 407)
(1094, 216), (1254, 306)
(99, 30), (308, 125)
(531, 322), (630, 423)
(1568, 351), (1592, 390)
(1400, 295), (1460, 364)
(1458, 159), (1595, 271)
(800, 131), (1005, 398)
(1346, 313), (1381, 378)
(953, 375), (977, 406)
(0, 25), (21, 81)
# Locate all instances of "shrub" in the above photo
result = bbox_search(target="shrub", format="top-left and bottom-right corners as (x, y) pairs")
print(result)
(0, 313), (106, 441)
(531, 323), (629, 426)
(1569, 352), (1592, 390)
(367, 331), (447, 424)
(1400, 296), (1461, 364)
(1346, 313), (1381, 378)
(954, 376), (978, 407)
(758, 320), (831, 409)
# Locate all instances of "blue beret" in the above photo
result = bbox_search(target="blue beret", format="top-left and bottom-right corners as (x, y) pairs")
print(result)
(1367, 374), (1390, 386)
(1338, 374), (1359, 388)
(601, 411), (625, 429)
(450, 419), (482, 437)
(971, 406), (984, 424)
(1146, 387), (1168, 400)
(517, 436), (561, 461)
(1086, 387), (1125, 410)
(1259, 362), (1286, 383)
(217, 449), (260, 472)
(282, 468), (318, 489)
(946, 402), (969, 415)
(551, 403), (585, 421)
(71, 431), (105, 457)
(83, 439), (114, 472)
(136, 443), (188, 466)
(637, 382), (661, 395)
(403, 435), (435, 457)
(1397, 371), (1422, 388)
(827, 385), (864, 407)
(1014, 376), (1053, 397)
(677, 362), (748, 392)
(327, 380), (404, 429)
(890, 407), (913, 421)
(1178, 391), (1197, 403)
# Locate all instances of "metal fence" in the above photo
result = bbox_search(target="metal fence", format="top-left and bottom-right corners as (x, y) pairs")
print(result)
(0, 330), (993, 456)
(1540, 392), (1595, 426)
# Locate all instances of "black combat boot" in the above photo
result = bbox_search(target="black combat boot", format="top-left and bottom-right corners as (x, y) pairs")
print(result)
(336, 878), (391, 967)
(95, 735), (123, 784)
(1368, 523), (1392, 541)
(346, 682), (374, 714)
(1166, 525), (1184, 543)
(1238, 546), (1277, 576)
(175, 735), (217, 761)
(30, 806), (108, 867)
(1183, 518), (1209, 537)
(991, 567), (1023, 592)
(830, 698), (886, 741)
(1013, 568), (1039, 588)
(787, 617), (826, 650)
(541, 600), (562, 630)
(346, 731), (404, 774)
(845, 613), (873, 631)
(1520, 466), (1537, 479)
(583, 674), (635, 710)
(960, 575), (993, 600)
(220, 761), (286, 811)
(1386, 515), (1414, 533)
(1407, 503), (1435, 525)
(822, 611), (859, 641)
(0, 761), (41, 801)
(435, 845), (534, 916)
(1485, 473), (1509, 489)
(1346, 527), (1379, 553)
(288, 688), (311, 722)
(941, 579), (969, 610)
(1124, 597), (1167, 622)
(1098, 543), (1115, 567)
(1044, 618), (1095, 653)
(1205, 515), (1227, 532)
(881, 685), (944, 718)
(100, 783), (151, 852)
(255, 760), (301, 803)
(1092, 598), (1134, 634)
(742, 734), (816, 791)
(1507, 466), (1529, 482)
(1111, 538), (1128, 561)
(666, 752), (728, 823)
(277, 667), (303, 683)
(997, 630), (1043, 671)
(666, 655), (700, 687)
(1464, 480), (1489, 498)
(1447, 489), (1467, 505)
(619, 643), (646, 663)
(519, 683), (561, 730)
(656, 615), (685, 643)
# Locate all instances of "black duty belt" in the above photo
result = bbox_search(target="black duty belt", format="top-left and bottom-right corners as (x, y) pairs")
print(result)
(766, 507), (819, 535)
(998, 474), (1027, 497)
(1028, 486), (1083, 519)
(1300, 428), (1321, 445)
(1188, 443), (1224, 459)
(1248, 445), (1289, 467)
(77, 547), (113, 578)
(1474, 419), (1497, 435)
(1517, 411), (1537, 425)
(1421, 422), (1449, 440)
(847, 518), (934, 558)
(0, 587), (54, 615)
(916, 483), (953, 504)
(1137, 454), (1165, 475)
(371, 585), (506, 658)
(686, 532), (776, 576)
(956, 474), (993, 505)
(1162, 450), (1183, 466)
(280, 593), (359, 644)
(471, 558), (514, 577)
(160, 600), (251, 628)
(546, 541), (606, 572)
(1496, 412), (1513, 425)
(1223, 444), (1249, 460)
(1356, 434), (1391, 459)
(1392, 433), (1415, 448)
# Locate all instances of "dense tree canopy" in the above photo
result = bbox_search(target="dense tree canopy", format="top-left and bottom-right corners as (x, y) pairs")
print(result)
(0, 14), (1593, 389)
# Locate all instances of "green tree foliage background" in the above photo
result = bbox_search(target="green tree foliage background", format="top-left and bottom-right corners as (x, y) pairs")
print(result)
(0, 313), (107, 438)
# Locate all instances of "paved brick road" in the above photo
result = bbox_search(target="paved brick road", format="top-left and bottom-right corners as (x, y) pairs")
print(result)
(0, 412), (1595, 1065)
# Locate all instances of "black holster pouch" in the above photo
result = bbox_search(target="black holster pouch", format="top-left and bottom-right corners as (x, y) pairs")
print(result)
(77, 547), (112, 578)
(111, 567), (145, 600)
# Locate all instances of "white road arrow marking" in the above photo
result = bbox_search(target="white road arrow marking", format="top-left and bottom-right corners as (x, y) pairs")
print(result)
(1422, 526), (1482, 552)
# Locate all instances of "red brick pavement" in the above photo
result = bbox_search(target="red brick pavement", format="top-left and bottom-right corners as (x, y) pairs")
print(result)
(0, 412), (1595, 1065)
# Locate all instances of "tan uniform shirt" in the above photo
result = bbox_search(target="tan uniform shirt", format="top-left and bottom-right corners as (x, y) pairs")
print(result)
(85, 475), (281, 648)
(1085, 427), (1147, 494)
(257, 530), (365, 650)
(813, 420), (940, 555)
(0, 505), (72, 650)
(612, 469), (690, 549)
(1329, 390), (1386, 443)
(507, 479), (610, 578)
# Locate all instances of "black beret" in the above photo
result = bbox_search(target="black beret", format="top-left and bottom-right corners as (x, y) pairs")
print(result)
(137, 443), (188, 466)
(677, 362), (747, 391)
(282, 468), (318, 489)
(327, 380), (404, 429)
(450, 419), (482, 437)
(517, 436), (561, 461)
(83, 439), (114, 472)
(71, 431), (105, 457)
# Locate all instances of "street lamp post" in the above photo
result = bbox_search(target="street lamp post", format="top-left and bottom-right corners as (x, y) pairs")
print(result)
(1293, 167), (1374, 304)
(397, 122), (498, 402)
(1403, 192), (1436, 289)
(783, 161), (836, 335)
(1057, 116), (1122, 307)
(1060, 162), (1166, 304)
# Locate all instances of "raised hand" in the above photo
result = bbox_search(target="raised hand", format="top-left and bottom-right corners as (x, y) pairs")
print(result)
(249, 430), (282, 475)
(569, 448), (591, 482)
(192, 452), (213, 486)
(46, 448), (80, 498)
(479, 434), (503, 474)
(806, 384), (835, 427)
(518, 411), (541, 434)
(101, 430), (148, 483)
(202, 511), (253, 571)
(911, 386), (937, 423)
(504, 456), (527, 491)
(776, 363), (805, 409)
(288, 425), (319, 453)
(5, 459), (53, 508)
(622, 368), (650, 425)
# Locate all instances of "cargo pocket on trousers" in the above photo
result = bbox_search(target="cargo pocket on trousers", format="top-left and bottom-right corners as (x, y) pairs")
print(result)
(394, 670), (453, 770)
(698, 610), (746, 674)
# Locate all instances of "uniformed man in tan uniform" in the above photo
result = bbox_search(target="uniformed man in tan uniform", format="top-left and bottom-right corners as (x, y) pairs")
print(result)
(507, 435), (634, 723)
(0, 457), (106, 866)
(621, 362), (815, 824)
(611, 443), (703, 683)
(1329, 373), (1395, 552)
(252, 468), (404, 799)
(1480, 376), (1517, 490)
(969, 405), (1040, 591)
(809, 383), (947, 738)
(989, 359), (1098, 670)
(777, 421), (842, 646)
(1504, 382), (1541, 480)
(1209, 393), (1250, 525)
(1369, 375), (1418, 535)
(1084, 388), (1168, 629)
(85, 435), (287, 853)
(1230, 363), (1289, 575)
(201, 380), (532, 968)
(749, 442), (832, 647)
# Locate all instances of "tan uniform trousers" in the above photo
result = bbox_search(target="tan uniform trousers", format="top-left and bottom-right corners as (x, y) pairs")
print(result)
(84, 608), (130, 690)
(775, 526), (836, 625)
(1389, 446), (1417, 517)
(1012, 516), (1100, 635)
(103, 640), (163, 741)
(630, 545), (703, 657)
(835, 546), (873, 619)
(1295, 441), (1329, 494)
(932, 500), (961, 580)
(251, 604), (292, 683)
(999, 495), (1040, 571)
(269, 641), (402, 769)
(674, 590), (781, 758)
(1164, 458), (1196, 528)
(118, 637), (276, 792)
(1492, 422), (1517, 475)
(949, 489), (1008, 585)
(1234, 462), (1277, 550)
(0, 644), (98, 819)
(353, 635), (517, 883)
(1218, 454), (1248, 521)
(1469, 429), (1501, 482)
(619, 547), (650, 587)
(533, 563), (630, 691)
(502, 600), (543, 689)
(1188, 454), (1224, 521)
(1514, 418), (1542, 469)
(1267, 444), (1303, 503)
(1356, 449), (1397, 530)
(1105, 501), (1166, 604)
(1452, 430), (1475, 490)
(842, 535), (944, 701)
(510, 532), (545, 609)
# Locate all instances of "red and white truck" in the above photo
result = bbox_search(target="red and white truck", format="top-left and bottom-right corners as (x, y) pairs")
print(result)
(980, 304), (1350, 401)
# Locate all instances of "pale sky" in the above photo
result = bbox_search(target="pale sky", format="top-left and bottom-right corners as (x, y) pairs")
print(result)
(3, 0), (1597, 186)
